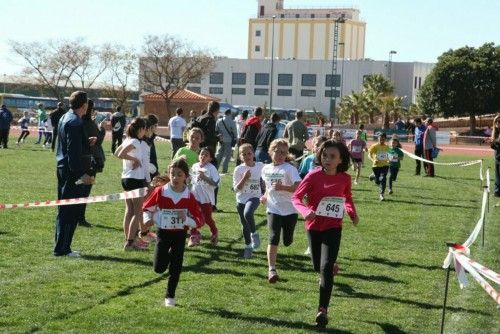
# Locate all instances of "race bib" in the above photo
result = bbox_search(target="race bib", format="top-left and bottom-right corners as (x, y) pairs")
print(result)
(264, 172), (285, 186)
(157, 209), (187, 230)
(316, 197), (345, 219)
(351, 146), (362, 153)
(389, 154), (399, 162)
(376, 152), (388, 161)
(243, 178), (261, 196)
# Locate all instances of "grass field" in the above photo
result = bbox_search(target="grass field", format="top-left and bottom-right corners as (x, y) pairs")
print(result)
(0, 137), (498, 334)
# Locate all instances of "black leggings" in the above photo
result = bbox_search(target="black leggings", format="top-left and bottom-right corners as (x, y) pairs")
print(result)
(389, 166), (399, 190)
(154, 229), (187, 298)
(267, 213), (298, 246)
(17, 130), (30, 142)
(308, 228), (342, 310)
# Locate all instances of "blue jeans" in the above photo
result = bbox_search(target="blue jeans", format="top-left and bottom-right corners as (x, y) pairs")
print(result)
(255, 148), (271, 163)
(236, 198), (260, 246)
(372, 166), (389, 195)
(215, 141), (233, 173)
(54, 168), (85, 256)
(495, 159), (500, 197)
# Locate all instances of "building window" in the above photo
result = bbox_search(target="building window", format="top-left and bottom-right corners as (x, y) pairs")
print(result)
(414, 76), (418, 89)
(325, 90), (340, 98)
(278, 74), (293, 86)
(209, 87), (223, 95)
(278, 89), (292, 96)
(311, 14), (315, 18)
(255, 73), (269, 85)
(255, 45), (261, 52)
(295, 14), (300, 18)
(232, 88), (246, 95)
(260, 6), (264, 16)
(189, 77), (201, 84)
(256, 30), (261, 37)
(232, 72), (246, 85)
(301, 74), (317, 87)
(301, 89), (316, 97)
(326, 14), (331, 18)
(187, 86), (201, 93)
(254, 88), (269, 95)
(280, 14), (285, 18)
(209, 72), (224, 84)
(418, 77), (422, 88)
(325, 74), (341, 87)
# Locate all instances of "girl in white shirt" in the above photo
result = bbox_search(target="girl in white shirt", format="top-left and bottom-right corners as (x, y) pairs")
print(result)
(233, 144), (263, 258)
(115, 117), (149, 251)
(188, 146), (220, 247)
(260, 138), (302, 283)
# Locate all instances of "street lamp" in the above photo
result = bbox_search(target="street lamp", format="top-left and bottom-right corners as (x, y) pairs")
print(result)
(329, 13), (345, 123)
(269, 15), (276, 113)
(387, 50), (397, 80)
(339, 43), (345, 99)
(3, 74), (5, 94)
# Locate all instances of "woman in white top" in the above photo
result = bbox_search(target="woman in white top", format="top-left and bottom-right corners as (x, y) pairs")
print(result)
(115, 117), (149, 251)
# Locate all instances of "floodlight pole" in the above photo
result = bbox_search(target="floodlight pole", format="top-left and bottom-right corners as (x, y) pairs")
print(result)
(329, 14), (345, 123)
(269, 15), (276, 113)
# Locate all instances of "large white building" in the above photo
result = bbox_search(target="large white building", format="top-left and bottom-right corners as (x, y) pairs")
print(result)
(249, 0), (366, 60)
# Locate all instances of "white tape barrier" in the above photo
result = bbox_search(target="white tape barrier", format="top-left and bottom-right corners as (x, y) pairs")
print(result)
(400, 149), (484, 181)
(0, 188), (147, 210)
(486, 168), (490, 193)
(443, 188), (488, 269)
(451, 250), (500, 304)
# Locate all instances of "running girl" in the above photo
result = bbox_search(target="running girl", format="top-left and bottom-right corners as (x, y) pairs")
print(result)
(143, 159), (203, 307)
(233, 143), (263, 258)
(347, 130), (367, 185)
(388, 136), (404, 194)
(174, 127), (204, 168)
(260, 138), (302, 283)
(368, 132), (390, 201)
(16, 111), (30, 145)
(292, 140), (359, 328)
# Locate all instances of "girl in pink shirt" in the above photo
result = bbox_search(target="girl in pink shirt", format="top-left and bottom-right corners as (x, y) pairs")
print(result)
(292, 140), (359, 329)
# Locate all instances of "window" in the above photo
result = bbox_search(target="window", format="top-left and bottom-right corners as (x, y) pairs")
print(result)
(325, 74), (341, 87)
(278, 73), (293, 86)
(301, 89), (316, 97)
(311, 14), (315, 18)
(187, 86), (201, 93)
(301, 74), (317, 86)
(414, 76), (418, 89)
(255, 73), (269, 85)
(209, 72), (224, 84)
(325, 90), (340, 98)
(260, 5), (264, 16)
(277, 89), (292, 96)
(256, 30), (261, 37)
(418, 77), (422, 88)
(295, 14), (300, 18)
(255, 45), (261, 52)
(232, 88), (246, 95)
(209, 87), (223, 95)
(189, 77), (201, 84)
(280, 14), (285, 18)
(326, 14), (331, 18)
(254, 88), (269, 95)
(232, 72), (246, 85)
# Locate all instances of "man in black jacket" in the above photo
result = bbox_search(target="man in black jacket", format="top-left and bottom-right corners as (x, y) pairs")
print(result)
(50, 102), (67, 152)
(110, 106), (126, 153)
(255, 112), (280, 163)
(197, 101), (220, 154)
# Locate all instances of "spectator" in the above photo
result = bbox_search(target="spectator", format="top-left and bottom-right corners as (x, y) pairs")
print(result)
(490, 115), (500, 206)
(240, 107), (264, 150)
(255, 112), (281, 163)
(197, 101), (220, 153)
(423, 118), (437, 177)
(413, 118), (426, 175)
(50, 102), (66, 152)
(215, 108), (238, 174)
(284, 110), (309, 163)
(0, 104), (13, 148)
(111, 106), (126, 154)
(35, 103), (47, 145)
(168, 107), (187, 158)
(394, 118), (405, 131)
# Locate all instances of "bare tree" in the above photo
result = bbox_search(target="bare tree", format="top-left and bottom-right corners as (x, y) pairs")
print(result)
(140, 34), (216, 116)
(9, 39), (85, 100)
(70, 43), (115, 90)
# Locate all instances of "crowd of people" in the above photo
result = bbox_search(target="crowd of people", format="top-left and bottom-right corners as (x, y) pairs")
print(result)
(1, 93), (499, 329)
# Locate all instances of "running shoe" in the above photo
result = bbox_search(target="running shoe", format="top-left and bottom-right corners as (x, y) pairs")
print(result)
(315, 307), (328, 328)
(268, 269), (279, 283)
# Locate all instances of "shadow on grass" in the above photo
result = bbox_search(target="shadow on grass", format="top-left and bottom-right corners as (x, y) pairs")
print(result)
(81, 254), (151, 267)
(343, 256), (442, 271)
(340, 273), (404, 284)
(195, 307), (353, 333)
(0, 231), (8, 235)
(383, 198), (477, 209)
(334, 282), (490, 316)
(91, 223), (122, 232)
(364, 320), (407, 334)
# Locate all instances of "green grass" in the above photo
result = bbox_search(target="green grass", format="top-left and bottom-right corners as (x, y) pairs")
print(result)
(0, 136), (499, 334)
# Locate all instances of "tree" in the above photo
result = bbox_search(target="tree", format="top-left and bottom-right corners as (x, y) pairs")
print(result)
(140, 34), (216, 116)
(70, 43), (115, 90)
(419, 43), (500, 133)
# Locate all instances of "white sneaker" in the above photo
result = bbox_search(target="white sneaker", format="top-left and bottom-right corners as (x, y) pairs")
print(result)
(251, 232), (260, 250)
(67, 251), (81, 257)
(304, 247), (311, 255)
(354, 180), (358, 185)
(379, 194), (385, 201)
(164, 298), (175, 307)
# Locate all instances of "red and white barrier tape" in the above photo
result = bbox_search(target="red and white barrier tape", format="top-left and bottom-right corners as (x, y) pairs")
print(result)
(486, 168), (490, 192)
(154, 136), (170, 142)
(451, 250), (499, 304)
(0, 187), (147, 210)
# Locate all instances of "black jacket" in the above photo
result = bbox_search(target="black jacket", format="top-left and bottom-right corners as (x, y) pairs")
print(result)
(197, 113), (218, 149)
(50, 107), (66, 130)
(256, 122), (278, 152)
(491, 137), (500, 161)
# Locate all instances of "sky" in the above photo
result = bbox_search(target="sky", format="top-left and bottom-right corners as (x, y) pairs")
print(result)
(0, 0), (498, 76)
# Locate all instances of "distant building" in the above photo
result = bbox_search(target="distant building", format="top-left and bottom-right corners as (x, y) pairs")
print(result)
(249, 0), (366, 60)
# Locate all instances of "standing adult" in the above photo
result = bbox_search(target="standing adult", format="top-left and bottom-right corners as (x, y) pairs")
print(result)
(197, 101), (220, 153)
(50, 102), (67, 152)
(255, 112), (281, 163)
(215, 108), (238, 174)
(240, 107), (264, 151)
(0, 104), (13, 149)
(111, 106), (126, 154)
(284, 110), (309, 162)
(35, 103), (47, 145)
(413, 118), (426, 175)
(235, 110), (249, 165)
(490, 115), (500, 206)
(423, 118), (437, 177)
(54, 91), (93, 257)
(168, 107), (187, 158)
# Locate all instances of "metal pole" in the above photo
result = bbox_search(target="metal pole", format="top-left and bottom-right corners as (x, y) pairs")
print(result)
(441, 242), (455, 334)
(339, 43), (345, 100)
(269, 15), (276, 113)
(230, 66), (233, 104)
(329, 14), (344, 123)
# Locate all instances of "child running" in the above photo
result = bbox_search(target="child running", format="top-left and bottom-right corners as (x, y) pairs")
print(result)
(188, 146), (220, 247)
(174, 127), (203, 168)
(298, 135), (328, 179)
(347, 130), (367, 185)
(233, 143), (263, 258)
(16, 111), (30, 145)
(388, 136), (404, 195)
(368, 132), (390, 201)
(143, 159), (204, 307)
(292, 140), (359, 328)
(260, 138), (302, 283)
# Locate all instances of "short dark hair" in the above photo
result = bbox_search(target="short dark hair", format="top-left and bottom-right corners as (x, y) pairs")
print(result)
(116, 106), (122, 112)
(296, 110), (304, 119)
(126, 117), (146, 139)
(169, 158), (190, 180)
(200, 146), (215, 161)
(176, 107), (183, 116)
(225, 108), (232, 116)
(147, 114), (159, 126)
(242, 110), (249, 119)
(379, 132), (387, 139)
(415, 118), (422, 124)
(208, 101), (220, 114)
(271, 112), (280, 123)
(255, 107), (263, 117)
(57, 102), (64, 108)
(69, 91), (87, 110)
(359, 123), (365, 130)
(141, 116), (152, 129)
(315, 140), (350, 173)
